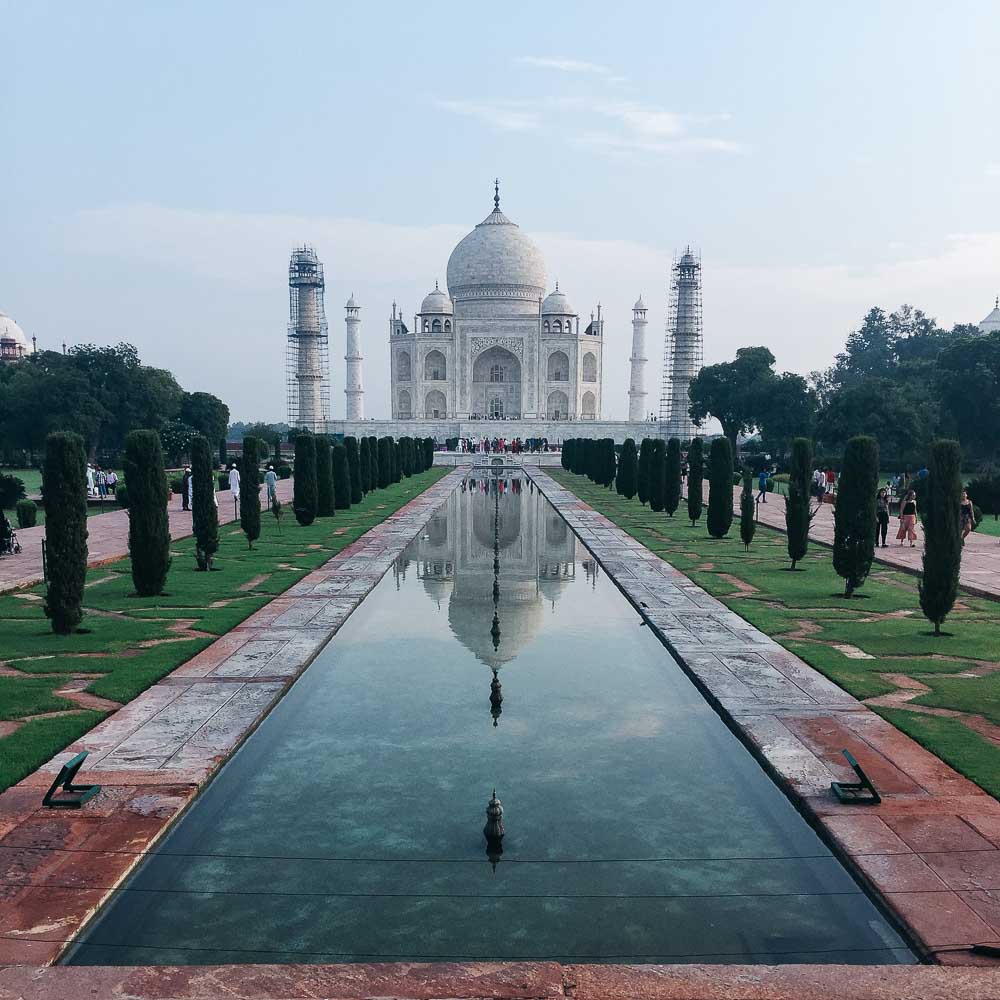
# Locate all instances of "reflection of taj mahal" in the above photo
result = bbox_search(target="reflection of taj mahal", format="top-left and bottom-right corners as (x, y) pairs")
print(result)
(389, 184), (604, 422)
(407, 482), (577, 669)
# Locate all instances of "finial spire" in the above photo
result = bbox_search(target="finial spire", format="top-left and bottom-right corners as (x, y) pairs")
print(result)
(435, 280), (439, 291)
(494, 178), (500, 211)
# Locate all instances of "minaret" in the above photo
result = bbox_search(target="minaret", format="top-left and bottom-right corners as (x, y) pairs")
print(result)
(286, 247), (329, 433)
(628, 296), (648, 422)
(344, 294), (364, 420)
(659, 248), (704, 439)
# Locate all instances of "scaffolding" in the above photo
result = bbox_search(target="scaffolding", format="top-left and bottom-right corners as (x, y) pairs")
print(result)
(658, 248), (704, 439)
(285, 246), (330, 433)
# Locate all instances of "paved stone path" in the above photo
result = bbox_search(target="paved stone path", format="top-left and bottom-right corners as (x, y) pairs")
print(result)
(725, 484), (1000, 600)
(0, 482), (294, 595)
(0, 469), (464, 967)
(532, 469), (1000, 968)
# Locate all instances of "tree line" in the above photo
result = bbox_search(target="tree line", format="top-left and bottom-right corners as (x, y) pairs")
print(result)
(687, 305), (1000, 471)
(562, 431), (965, 637)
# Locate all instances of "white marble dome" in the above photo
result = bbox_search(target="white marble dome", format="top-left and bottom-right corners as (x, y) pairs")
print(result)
(980, 297), (1000, 335)
(541, 285), (573, 316)
(0, 313), (30, 354)
(446, 204), (547, 300)
(420, 282), (453, 314)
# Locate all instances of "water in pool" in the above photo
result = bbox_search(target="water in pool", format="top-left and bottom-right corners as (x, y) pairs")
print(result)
(67, 478), (913, 965)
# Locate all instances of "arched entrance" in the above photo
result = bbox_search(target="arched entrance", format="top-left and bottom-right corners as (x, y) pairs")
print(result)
(425, 389), (447, 418)
(472, 346), (521, 419)
(547, 389), (569, 420)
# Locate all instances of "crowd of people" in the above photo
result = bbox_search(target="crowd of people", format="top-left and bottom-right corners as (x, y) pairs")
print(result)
(449, 437), (554, 455)
(85, 463), (118, 498)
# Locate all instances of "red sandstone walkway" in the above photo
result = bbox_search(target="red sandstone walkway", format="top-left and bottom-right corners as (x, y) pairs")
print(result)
(0, 482), (294, 595)
(721, 485), (1000, 600)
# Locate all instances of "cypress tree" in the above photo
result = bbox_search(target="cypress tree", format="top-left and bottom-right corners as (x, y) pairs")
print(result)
(618, 438), (638, 499)
(740, 469), (756, 552)
(393, 441), (402, 483)
(403, 437), (415, 477)
(240, 435), (261, 549)
(190, 435), (220, 569)
(637, 438), (653, 505)
(345, 436), (363, 502)
(124, 428), (170, 595)
(42, 431), (88, 634)
(292, 433), (318, 526)
(687, 437), (704, 528)
(786, 437), (814, 570)
(665, 438), (681, 516)
(332, 444), (352, 510)
(919, 439), (963, 636)
(366, 437), (379, 491)
(378, 437), (393, 488)
(358, 437), (371, 495)
(315, 437), (334, 517)
(606, 439), (618, 488)
(833, 435), (879, 597)
(649, 440), (666, 512)
(561, 439), (572, 471)
(423, 438), (435, 471)
(707, 436), (734, 538)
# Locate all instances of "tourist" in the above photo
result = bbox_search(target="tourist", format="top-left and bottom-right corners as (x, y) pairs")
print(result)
(96, 466), (107, 498)
(825, 467), (836, 496)
(875, 488), (890, 547)
(228, 462), (241, 502)
(812, 467), (825, 499)
(107, 470), (118, 494)
(86, 463), (95, 497)
(264, 465), (278, 508)
(181, 466), (192, 511)
(896, 489), (918, 546)
(960, 490), (975, 542)
(757, 468), (769, 504)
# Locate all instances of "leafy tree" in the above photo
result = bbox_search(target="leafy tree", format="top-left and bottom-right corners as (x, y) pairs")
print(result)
(42, 432), (88, 634)
(315, 437), (334, 517)
(190, 435), (219, 569)
(378, 437), (393, 489)
(293, 434), (318, 526)
(180, 391), (230, 446)
(344, 436), (363, 502)
(687, 437), (704, 527)
(240, 423), (276, 460)
(617, 438), (638, 499)
(937, 331), (1000, 468)
(758, 373), (817, 459)
(833, 435), (879, 597)
(665, 438), (681, 516)
(919, 440), (963, 636)
(707, 436), (734, 538)
(688, 346), (776, 452)
(740, 469), (756, 551)
(785, 437), (814, 570)
(332, 444), (351, 510)
(637, 439), (653, 505)
(123, 429), (171, 595)
(649, 440), (666, 512)
(159, 420), (198, 466)
(240, 436), (261, 549)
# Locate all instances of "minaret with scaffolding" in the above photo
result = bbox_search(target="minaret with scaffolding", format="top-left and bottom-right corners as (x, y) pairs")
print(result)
(659, 248), (703, 439)
(286, 247), (330, 433)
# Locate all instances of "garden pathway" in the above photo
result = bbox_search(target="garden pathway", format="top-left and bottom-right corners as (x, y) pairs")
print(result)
(724, 484), (1000, 601)
(0, 481), (294, 595)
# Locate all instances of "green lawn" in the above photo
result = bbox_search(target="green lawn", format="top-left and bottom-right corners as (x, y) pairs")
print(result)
(551, 470), (1000, 801)
(0, 467), (449, 792)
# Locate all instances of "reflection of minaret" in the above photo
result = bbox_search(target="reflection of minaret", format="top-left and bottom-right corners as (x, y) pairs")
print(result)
(344, 295), (364, 420)
(489, 487), (503, 725)
(659, 248), (704, 439)
(628, 296), (648, 422)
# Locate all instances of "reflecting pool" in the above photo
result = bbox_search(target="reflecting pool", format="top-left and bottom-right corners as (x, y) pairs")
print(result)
(67, 479), (913, 965)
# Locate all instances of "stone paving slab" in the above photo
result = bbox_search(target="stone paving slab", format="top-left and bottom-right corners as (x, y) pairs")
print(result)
(531, 469), (1000, 966)
(0, 480), (295, 595)
(0, 469), (465, 968)
(2, 962), (1000, 999)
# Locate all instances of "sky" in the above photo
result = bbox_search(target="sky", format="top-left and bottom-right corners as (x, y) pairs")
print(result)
(4, 1), (1000, 423)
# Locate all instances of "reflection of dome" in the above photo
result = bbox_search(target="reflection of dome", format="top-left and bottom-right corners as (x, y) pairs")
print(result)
(541, 284), (574, 316)
(448, 591), (546, 668)
(446, 198), (547, 300)
(420, 282), (453, 314)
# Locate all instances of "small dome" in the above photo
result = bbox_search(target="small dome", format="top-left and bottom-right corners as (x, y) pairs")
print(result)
(980, 297), (1000, 335)
(541, 284), (574, 316)
(678, 249), (698, 267)
(0, 313), (30, 355)
(345, 294), (359, 309)
(633, 296), (646, 311)
(420, 282), (453, 315)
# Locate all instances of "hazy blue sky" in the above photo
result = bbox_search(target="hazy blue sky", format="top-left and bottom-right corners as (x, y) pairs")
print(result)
(4, 1), (999, 421)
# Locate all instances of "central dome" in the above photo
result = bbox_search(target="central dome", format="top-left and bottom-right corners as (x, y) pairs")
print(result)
(446, 200), (547, 300)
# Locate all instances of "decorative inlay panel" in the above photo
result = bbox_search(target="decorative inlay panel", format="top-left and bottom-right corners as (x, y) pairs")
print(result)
(471, 337), (524, 361)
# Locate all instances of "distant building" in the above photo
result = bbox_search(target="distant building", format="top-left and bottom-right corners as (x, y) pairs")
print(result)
(0, 312), (33, 363)
(389, 182), (604, 421)
(980, 296), (1000, 335)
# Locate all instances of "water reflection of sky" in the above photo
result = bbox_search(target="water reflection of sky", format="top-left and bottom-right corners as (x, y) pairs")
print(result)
(67, 481), (914, 967)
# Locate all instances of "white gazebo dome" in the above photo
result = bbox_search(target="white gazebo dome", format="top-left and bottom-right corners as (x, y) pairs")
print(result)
(980, 297), (1000, 335)
(420, 282), (453, 315)
(0, 313), (30, 359)
(541, 284), (574, 316)
(446, 193), (547, 300)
